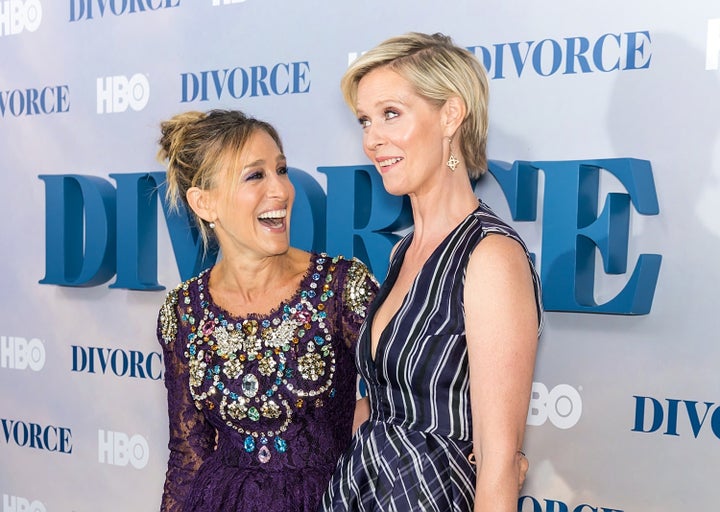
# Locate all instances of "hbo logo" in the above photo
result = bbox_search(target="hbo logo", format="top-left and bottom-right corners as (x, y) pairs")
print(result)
(527, 382), (582, 429)
(2, 495), (46, 512)
(0, 336), (45, 371)
(96, 74), (150, 114)
(98, 430), (149, 469)
(0, 0), (42, 36)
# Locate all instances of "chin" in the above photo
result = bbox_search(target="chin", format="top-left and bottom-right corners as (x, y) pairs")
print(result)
(269, 242), (291, 256)
(380, 177), (409, 197)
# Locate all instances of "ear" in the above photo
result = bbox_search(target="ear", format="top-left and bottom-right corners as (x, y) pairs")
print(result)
(186, 186), (216, 223)
(442, 95), (466, 138)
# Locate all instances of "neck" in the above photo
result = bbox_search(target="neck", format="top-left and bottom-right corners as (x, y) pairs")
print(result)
(208, 248), (309, 315)
(408, 171), (479, 243)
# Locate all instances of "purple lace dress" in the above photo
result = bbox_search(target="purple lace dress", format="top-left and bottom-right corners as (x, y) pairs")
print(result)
(157, 253), (378, 512)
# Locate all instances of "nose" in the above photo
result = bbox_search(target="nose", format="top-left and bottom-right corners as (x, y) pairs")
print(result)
(267, 171), (292, 200)
(363, 123), (384, 153)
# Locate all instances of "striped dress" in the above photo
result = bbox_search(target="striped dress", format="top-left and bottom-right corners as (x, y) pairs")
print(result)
(321, 201), (542, 512)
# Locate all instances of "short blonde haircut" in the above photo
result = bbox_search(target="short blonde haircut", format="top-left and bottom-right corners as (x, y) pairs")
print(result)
(157, 109), (283, 249)
(341, 32), (490, 178)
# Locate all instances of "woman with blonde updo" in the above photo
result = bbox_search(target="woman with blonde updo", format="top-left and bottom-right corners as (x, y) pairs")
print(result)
(155, 109), (378, 512)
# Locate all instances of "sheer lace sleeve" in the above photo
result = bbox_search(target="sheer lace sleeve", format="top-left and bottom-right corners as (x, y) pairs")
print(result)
(157, 287), (216, 512)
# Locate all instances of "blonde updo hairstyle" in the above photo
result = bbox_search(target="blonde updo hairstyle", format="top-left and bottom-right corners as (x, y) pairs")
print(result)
(341, 32), (490, 179)
(157, 109), (283, 249)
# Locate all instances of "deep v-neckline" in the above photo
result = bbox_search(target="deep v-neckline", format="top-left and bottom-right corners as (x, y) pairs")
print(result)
(367, 205), (480, 366)
(367, 236), (412, 363)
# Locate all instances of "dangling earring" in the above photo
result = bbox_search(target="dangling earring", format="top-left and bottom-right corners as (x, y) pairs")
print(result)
(446, 137), (459, 172)
(208, 221), (216, 229)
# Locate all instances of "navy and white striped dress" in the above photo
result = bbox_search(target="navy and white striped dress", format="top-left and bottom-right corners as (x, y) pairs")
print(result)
(321, 201), (542, 512)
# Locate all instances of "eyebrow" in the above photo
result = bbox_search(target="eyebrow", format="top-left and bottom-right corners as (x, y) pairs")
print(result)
(242, 154), (287, 170)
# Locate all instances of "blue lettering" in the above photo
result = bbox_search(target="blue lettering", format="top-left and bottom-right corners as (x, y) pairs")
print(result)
(71, 345), (162, 379)
(179, 63), (308, 102)
(270, 63), (290, 95)
(467, 31), (651, 79)
(532, 39), (563, 76)
(288, 167), (327, 253)
(631, 395), (664, 433)
(624, 31), (652, 70)
(0, 86), (69, 117)
(485, 160), (539, 222)
(25, 88), (40, 114)
(1, 418), (12, 443)
(38, 175), (117, 287)
(69, 0), (87, 20)
(593, 34), (621, 72)
(564, 37), (592, 74)
(156, 175), (218, 281)
(291, 61), (310, 93)
(712, 406), (720, 439)
(318, 165), (412, 281)
(211, 69), (228, 99)
(108, 0), (123, 16)
(0, 419), (71, 453)
(532, 159), (661, 314)
(71, 345), (88, 372)
(684, 400), (714, 438)
(228, 67), (249, 98)
(181, 72), (199, 102)
(9, 90), (24, 115)
(37, 159), (661, 315)
(664, 398), (680, 436)
(518, 496), (543, 512)
(145, 351), (163, 380)
(94, 347), (108, 374)
(69, 0), (179, 20)
(109, 172), (164, 290)
(491, 44), (506, 79)
(544, 499), (569, 512)
(508, 41), (533, 77)
(630, 396), (720, 438)
(467, 45), (494, 78)
(110, 348), (129, 376)
(251, 65), (269, 97)
(518, 496), (624, 512)
(12, 421), (29, 447)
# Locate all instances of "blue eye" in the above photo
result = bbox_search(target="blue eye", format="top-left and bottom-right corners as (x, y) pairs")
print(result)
(384, 109), (399, 120)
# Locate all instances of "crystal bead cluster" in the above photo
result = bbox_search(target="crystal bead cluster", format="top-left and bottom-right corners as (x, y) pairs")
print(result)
(175, 255), (340, 463)
(158, 254), (377, 464)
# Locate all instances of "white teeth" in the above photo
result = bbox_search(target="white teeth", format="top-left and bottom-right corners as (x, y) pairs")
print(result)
(379, 157), (402, 167)
(258, 209), (287, 219)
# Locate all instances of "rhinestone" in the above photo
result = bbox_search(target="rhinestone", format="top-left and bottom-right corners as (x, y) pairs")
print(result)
(242, 374), (258, 398)
(258, 445), (271, 463)
(274, 437), (287, 453)
(244, 436), (255, 452)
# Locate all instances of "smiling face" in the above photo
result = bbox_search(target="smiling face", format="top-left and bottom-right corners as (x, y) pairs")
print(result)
(355, 66), (449, 197)
(206, 129), (295, 260)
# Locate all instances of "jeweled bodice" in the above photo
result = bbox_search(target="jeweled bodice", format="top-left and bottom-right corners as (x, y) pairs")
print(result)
(157, 253), (378, 512)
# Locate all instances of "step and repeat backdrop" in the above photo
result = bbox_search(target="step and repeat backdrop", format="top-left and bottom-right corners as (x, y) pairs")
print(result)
(2, 1), (720, 511)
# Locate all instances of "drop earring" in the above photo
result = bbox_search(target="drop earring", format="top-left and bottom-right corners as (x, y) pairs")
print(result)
(446, 137), (459, 172)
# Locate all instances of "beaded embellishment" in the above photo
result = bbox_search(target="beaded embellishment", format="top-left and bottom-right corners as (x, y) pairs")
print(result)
(161, 254), (374, 463)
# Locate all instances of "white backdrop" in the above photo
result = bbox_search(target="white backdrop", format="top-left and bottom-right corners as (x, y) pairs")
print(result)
(2, 1), (720, 511)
